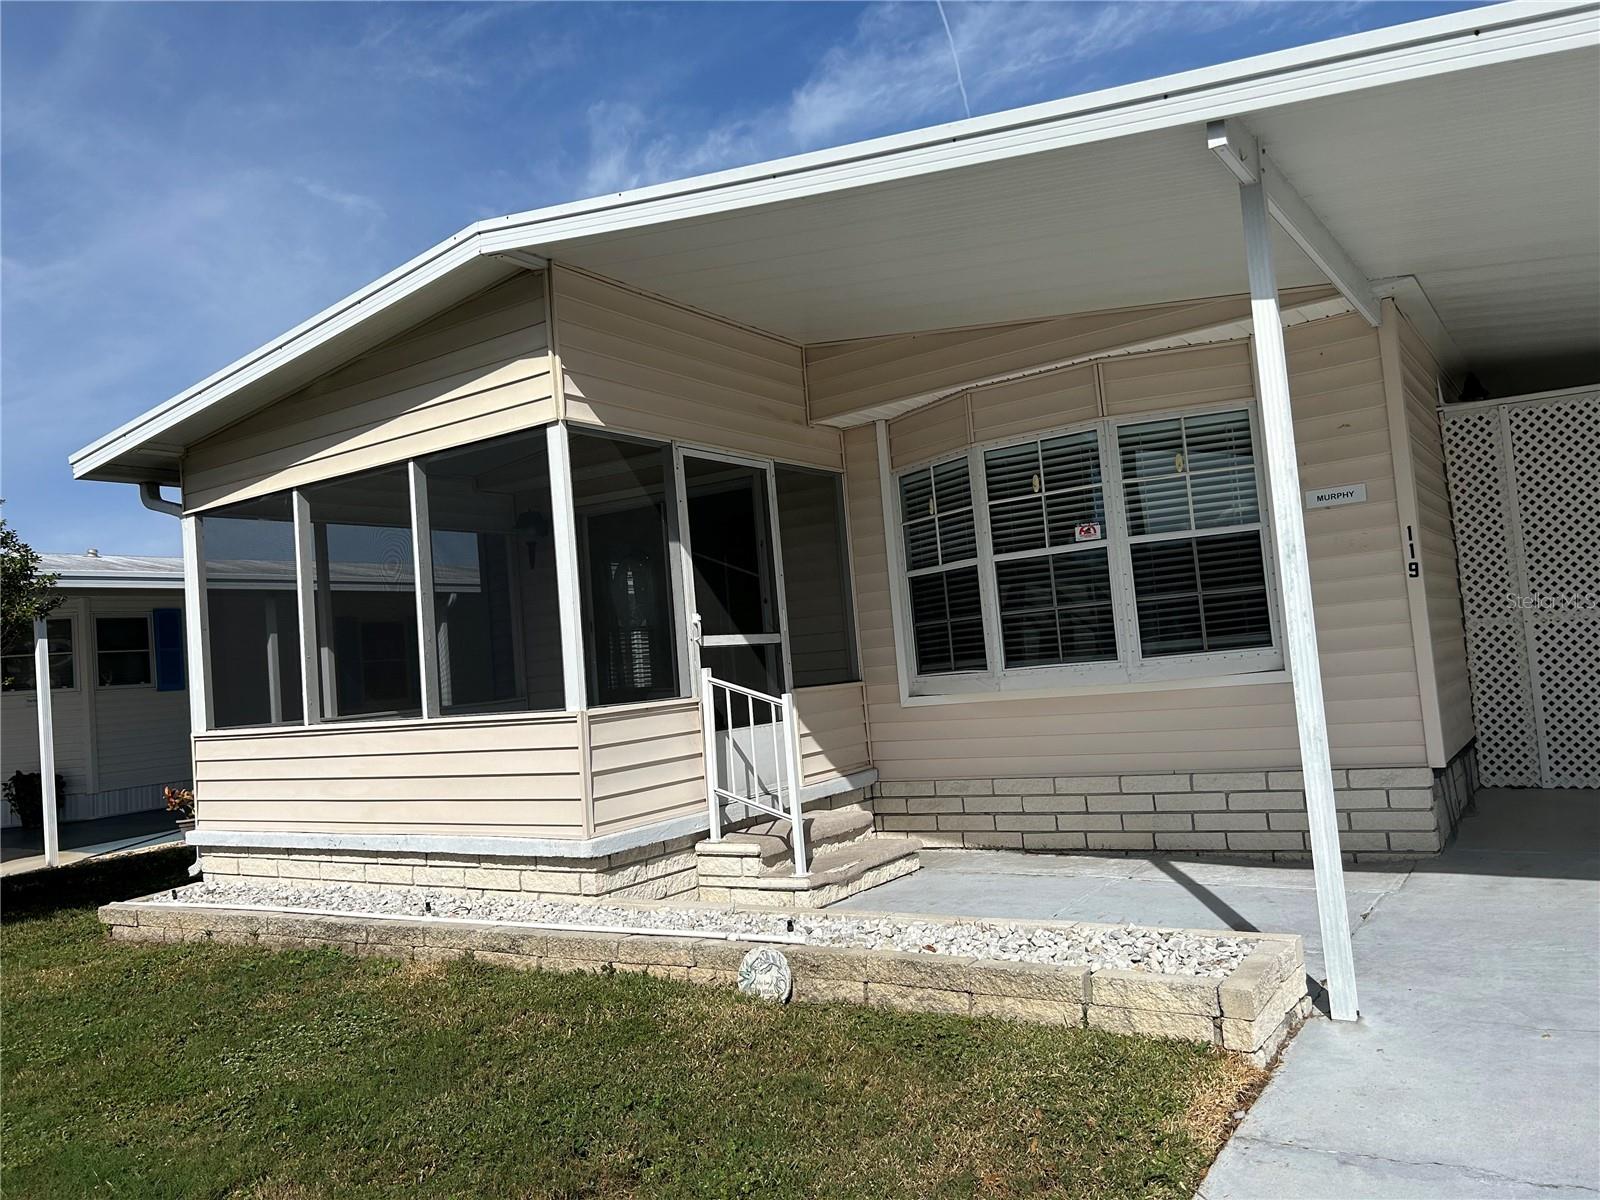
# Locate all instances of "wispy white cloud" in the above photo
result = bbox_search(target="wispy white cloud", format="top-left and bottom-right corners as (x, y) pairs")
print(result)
(571, 1), (1372, 198)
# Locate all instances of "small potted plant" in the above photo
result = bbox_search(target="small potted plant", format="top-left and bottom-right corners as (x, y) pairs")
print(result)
(165, 785), (196, 833)
(4, 770), (65, 829)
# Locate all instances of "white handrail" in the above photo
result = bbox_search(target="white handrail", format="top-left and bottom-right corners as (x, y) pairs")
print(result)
(700, 667), (809, 877)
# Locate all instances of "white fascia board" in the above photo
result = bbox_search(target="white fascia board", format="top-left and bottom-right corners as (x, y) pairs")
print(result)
(1372, 274), (1469, 382)
(71, 1), (1596, 482)
(1207, 118), (1380, 326)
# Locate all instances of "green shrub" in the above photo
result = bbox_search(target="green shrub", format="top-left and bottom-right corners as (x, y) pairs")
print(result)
(3, 771), (65, 829)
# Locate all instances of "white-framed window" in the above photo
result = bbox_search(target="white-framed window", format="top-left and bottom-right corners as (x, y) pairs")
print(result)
(2, 617), (75, 693)
(897, 458), (985, 675)
(890, 403), (1280, 696)
(95, 616), (153, 687)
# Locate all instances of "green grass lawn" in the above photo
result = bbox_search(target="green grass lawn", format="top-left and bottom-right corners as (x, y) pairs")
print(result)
(2, 849), (1261, 1199)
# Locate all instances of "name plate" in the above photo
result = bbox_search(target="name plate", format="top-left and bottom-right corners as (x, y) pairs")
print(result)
(1305, 483), (1367, 509)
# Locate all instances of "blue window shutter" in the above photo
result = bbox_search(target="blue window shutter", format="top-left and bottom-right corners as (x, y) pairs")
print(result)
(153, 608), (186, 692)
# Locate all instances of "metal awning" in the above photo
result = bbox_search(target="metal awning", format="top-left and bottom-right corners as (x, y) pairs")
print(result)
(71, 1), (1599, 484)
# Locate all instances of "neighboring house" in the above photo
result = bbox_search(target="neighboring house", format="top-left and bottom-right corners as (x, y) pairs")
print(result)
(0, 554), (192, 827)
(63, 0), (1597, 977)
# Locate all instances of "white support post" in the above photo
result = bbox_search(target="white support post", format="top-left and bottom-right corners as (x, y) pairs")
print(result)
(33, 618), (60, 867)
(408, 461), (441, 719)
(1209, 117), (1380, 328)
(313, 521), (336, 718)
(291, 491), (323, 723)
(180, 514), (213, 733)
(546, 423), (587, 713)
(701, 667), (722, 840)
(782, 691), (807, 876)
(264, 599), (283, 725)
(1239, 177), (1360, 1021)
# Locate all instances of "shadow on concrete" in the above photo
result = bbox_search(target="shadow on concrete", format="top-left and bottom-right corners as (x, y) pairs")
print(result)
(1145, 856), (1261, 932)
(1, 809), (181, 863)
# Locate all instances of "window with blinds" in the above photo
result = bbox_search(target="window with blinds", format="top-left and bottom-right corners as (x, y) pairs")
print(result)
(1119, 411), (1273, 657)
(892, 404), (1278, 690)
(984, 431), (1116, 668)
(899, 458), (985, 674)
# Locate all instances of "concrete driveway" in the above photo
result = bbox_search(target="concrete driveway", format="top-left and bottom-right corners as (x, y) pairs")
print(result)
(836, 787), (1600, 1198)
(1202, 789), (1600, 1199)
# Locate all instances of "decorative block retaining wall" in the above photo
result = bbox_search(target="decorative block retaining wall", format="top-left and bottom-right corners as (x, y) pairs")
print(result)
(874, 744), (1478, 861)
(98, 900), (1309, 1066)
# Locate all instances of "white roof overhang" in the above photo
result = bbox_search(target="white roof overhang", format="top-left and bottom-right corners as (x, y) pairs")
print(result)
(72, 1), (1599, 483)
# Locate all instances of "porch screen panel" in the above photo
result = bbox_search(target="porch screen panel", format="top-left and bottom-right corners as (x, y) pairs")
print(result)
(1119, 411), (1272, 657)
(201, 492), (303, 728)
(569, 430), (682, 707)
(304, 465), (422, 721)
(899, 458), (985, 674)
(775, 466), (859, 687)
(421, 429), (564, 715)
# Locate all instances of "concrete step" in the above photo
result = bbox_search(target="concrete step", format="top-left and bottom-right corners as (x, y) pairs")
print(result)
(721, 836), (922, 909)
(717, 806), (876, 869)
(757, 834), (917, 885)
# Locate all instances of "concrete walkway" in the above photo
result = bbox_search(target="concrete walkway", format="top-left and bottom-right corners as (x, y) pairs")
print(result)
(836, 788), (1600, 1198)
(0, 809), (186, 876)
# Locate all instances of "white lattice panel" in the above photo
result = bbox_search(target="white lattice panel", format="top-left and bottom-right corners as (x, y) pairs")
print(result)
(1532, 617), (1600, 787)
(1445, 391), (1600, 789)
(1509, 398), (1600, 605)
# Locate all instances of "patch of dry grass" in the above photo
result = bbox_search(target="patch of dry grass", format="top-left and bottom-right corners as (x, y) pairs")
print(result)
(3, 849), (1267, 1199)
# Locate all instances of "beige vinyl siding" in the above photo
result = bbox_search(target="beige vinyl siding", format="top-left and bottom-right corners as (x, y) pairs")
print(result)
(970, 363), (1099, 445)
(184, 273), (555, 512)
(1398, 312), (1474, 760)
(807, 286), (1336, 424)
(85, 592), (191, 793)
(888, 393), (970, 469)
(555, 266), (839, 469)
(794, 682), (872, 786)
(0, 605), (91, 824)
(848, 313), (1431, 778)
(586, 699), (704, 836)
(193, 714), (584, 836)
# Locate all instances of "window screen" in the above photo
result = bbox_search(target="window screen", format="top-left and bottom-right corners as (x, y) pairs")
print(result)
(421, 429), (565, 716)
(303, 464), (422, 720)
(774, 466), (857, 687)
(202, 492), (304, 728)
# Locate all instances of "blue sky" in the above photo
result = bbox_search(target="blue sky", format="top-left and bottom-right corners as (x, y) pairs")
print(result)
(1, 0), (1480, 557)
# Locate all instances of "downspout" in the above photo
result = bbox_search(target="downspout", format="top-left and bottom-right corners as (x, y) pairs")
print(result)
(139, 482), (183, 518)
(138, 481), (201, 875)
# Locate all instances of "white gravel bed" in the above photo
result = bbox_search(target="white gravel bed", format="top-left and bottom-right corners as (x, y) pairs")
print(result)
(155, 879), (1253, 977)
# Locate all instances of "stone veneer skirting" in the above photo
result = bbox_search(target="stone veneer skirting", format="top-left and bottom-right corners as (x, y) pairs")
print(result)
(200, 835), (703, 902)
(196, 790), (876, 901)
(873, 743), (1479, 860)
(99, 899), (1309, 1065)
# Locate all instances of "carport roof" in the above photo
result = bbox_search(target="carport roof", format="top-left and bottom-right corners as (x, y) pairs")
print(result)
(72, 1), (1600, 484)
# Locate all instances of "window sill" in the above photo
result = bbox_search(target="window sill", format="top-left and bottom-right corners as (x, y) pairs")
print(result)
(900, 666), (1291, 707)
